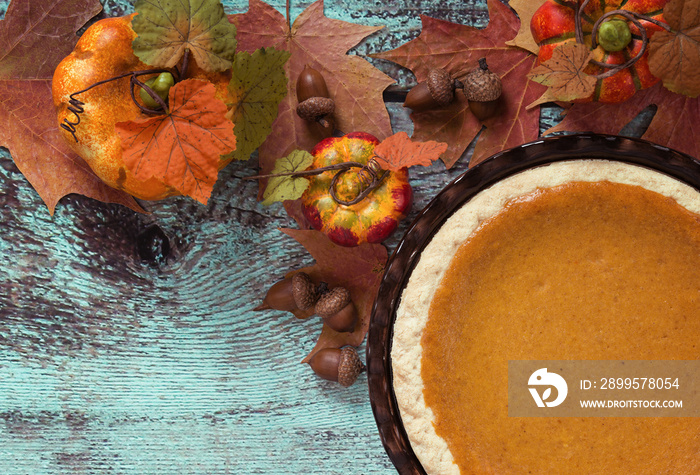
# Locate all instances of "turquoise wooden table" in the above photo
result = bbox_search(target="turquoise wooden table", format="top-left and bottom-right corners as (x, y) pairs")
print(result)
(0, 1), (646, 473)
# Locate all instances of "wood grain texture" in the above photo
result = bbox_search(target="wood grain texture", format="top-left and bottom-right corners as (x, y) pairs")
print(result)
(0, 1), (654, 474)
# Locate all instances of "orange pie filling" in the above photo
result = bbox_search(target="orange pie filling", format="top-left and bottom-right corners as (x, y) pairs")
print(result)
(393, 161), (700, 474)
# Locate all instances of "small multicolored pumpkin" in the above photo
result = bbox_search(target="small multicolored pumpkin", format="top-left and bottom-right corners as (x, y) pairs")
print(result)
(52, 14), (233, 200)
(301, 132), (412, 247)
(531, 0), (669, 103)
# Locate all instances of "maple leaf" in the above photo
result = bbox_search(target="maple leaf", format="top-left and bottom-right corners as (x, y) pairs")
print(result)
(374, 0), (546, 168)
(546, 83), (700, 159)
(280, 228), (388, 363)
(648, 0), (700, 97)
(0, 0), (142, 214)
(231, 0), (394, 196)
(505, 0), (542, 55)
(226, 47), (291, 162)
(527, 43), (597, 108)
(372, 132), (447, 171)
(131, 0), (238, 72)
(115, 79), (236, 204)
(261, 150), (313, 205)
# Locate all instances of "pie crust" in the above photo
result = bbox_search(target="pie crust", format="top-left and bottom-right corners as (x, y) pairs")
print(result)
(392, 160), (700, 474)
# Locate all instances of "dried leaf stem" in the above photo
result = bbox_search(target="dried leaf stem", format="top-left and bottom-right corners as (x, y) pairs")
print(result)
(246, 161), (365, 180)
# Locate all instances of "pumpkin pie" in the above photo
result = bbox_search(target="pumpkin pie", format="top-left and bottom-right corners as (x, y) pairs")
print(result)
(392, 160), (700, 474)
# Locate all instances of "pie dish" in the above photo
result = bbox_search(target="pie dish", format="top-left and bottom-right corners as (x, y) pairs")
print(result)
(367, 134), (700, 474)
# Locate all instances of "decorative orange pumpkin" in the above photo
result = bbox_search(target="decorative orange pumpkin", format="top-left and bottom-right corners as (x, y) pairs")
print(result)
(301, 132), (412, 247)
(531, 0), (669, 103)
(52, 14), (233, 200)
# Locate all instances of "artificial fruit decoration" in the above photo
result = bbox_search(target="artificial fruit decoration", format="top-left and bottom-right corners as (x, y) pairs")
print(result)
(139, 72), (176, 109)
(300, 132), (412, 247)
(52, 12), (237, 203)
(531, 0), (669, 103)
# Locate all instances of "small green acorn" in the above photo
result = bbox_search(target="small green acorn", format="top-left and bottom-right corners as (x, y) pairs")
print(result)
(139, 72), (175, 109)
(597, 19), (632, 52)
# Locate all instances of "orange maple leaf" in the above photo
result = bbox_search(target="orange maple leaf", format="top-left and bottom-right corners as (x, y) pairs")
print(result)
(372, 132), (448, 171)
(116, 79), (236, 204)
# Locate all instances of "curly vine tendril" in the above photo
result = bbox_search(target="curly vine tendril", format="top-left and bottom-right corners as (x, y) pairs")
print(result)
(60, 68), (174, 142)
(329, 158), (388, 206)
(571, 0), (672, 80)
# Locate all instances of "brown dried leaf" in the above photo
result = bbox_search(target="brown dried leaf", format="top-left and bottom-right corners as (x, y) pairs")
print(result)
(372, 132), (447, 171)
(231, 0), (394, 198)
(505, 0), (542, 54)
(527, 43), (597, 108)
(546, 83), (700, 159)
(648, 0), (700, 97)
(280, 228), (387, 364)
(0, 0), (143, 213)
(374, 0), (545, 168)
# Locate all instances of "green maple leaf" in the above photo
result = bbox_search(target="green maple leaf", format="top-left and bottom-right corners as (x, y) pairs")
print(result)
(132, 0), (237, 72)
(262, 150), (313, 206)
(226, 47), (290, 161)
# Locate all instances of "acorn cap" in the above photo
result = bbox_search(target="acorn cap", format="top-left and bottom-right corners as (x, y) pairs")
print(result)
(292, 272), (318, 311)
(315, 287), (351, 318)
(296, 96), (335, 121)
(427, 68), (455, 106)
(463, 57), (502, 102)
(337, 347), (365, 387)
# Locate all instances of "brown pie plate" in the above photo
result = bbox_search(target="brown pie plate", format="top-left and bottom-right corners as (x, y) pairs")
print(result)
(366, 134), (700, 474)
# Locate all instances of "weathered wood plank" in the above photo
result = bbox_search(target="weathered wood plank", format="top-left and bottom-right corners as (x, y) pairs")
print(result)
(0, 0), (657, 473)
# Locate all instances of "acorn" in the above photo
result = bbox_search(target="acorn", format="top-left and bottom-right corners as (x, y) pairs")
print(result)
(463, 57), (502, 120)
(254, 272), (318, 312)
(296, 65), (335, 128)
(403, 68), (464, 112)
(315, 286), (357, 333)
(308, 347), (365, 387)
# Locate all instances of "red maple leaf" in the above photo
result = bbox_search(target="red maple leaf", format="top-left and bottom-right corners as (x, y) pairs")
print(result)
(374, 0), (545, 168)
(115, 79), (236, 205)
(280, 228), (388, 363)
(547, 83), (700, 159)
(0, 0), (142, 213)
(230, 0), (394, 195)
